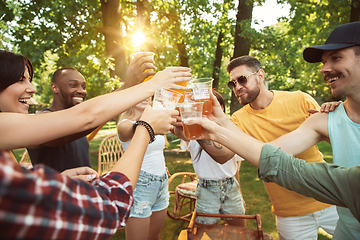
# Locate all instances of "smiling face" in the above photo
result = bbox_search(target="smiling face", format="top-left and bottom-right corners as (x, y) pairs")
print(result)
(52, 69), (87, 109)
(229, 65), (261, 106)
(320, 47), (360, 98)
(134, 98), (151, 111)
(0, 67), (36, 114)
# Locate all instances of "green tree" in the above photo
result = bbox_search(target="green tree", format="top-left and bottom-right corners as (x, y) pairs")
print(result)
(229, 0), (254, 114)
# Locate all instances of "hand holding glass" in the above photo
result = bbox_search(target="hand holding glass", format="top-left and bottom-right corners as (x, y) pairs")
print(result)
(189, 78), (213, 114)
(153, 87), (182, 110)
(178, 102), (204, 139)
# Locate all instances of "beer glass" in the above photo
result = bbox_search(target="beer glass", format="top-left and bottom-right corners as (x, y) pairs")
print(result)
(189, 78), (213, 114)
(178, 102), (204, 139)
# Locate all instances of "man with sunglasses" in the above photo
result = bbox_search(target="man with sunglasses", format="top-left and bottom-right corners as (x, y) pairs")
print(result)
(226, 55), (339, 239)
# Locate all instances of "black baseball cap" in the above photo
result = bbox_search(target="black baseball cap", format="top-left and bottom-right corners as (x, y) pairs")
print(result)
(303, 22), (360, 63)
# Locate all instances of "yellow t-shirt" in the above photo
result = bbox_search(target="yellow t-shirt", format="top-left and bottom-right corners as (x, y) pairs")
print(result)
(231, 90), (332, 217)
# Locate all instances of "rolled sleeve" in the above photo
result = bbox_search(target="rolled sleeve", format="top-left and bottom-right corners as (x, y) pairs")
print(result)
(0, 153), (134, 240)
(258, 144), (282, 181)
(257, 144), (359, 220)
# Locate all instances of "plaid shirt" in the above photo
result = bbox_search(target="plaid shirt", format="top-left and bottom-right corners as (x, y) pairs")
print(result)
(0, 150), (133, 240)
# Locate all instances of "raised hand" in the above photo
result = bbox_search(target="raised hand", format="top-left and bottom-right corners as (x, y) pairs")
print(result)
(140, 105), (178, 135)
(203, 92), (232, 128)
(150, 67), (191, 91)
(123, 52), (156, 88)
(182, 116), (221, 142)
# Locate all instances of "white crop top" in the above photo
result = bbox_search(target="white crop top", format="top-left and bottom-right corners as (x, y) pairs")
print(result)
(118, 119), (166, 176)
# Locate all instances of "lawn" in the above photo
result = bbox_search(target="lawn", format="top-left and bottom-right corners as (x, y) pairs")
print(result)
(12, 122), (334, 240)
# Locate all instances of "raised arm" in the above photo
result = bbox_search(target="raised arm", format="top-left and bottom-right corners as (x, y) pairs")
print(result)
(111, 105), (177, 187)
(194, 93), (329, 161)
(173, 115), (234, 164)
(0, 67), (190, 150)
(30, 52), (158, 148)
(269, 112), (330, 156)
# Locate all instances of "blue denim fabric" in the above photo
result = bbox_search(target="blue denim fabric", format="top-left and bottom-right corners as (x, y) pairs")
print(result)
(129, 170), (169, 218)
(195, 176), (245, 225)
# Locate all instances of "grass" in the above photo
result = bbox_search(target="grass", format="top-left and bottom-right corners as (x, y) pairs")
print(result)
(12, 122), (334, 240)
(109, 137), (334, 240)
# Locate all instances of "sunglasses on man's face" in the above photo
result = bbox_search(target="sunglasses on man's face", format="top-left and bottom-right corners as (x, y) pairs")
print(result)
(227, 71), (258, 90)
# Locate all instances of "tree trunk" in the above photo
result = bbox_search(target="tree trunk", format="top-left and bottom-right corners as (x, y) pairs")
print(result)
(176, 41), (189, 67)
(230, 0), (254, 115)
(100, 0), (127, 81)
(212, 30), (224, 90)
(350, 0), (360, 22)
(165, 10), (189, 67)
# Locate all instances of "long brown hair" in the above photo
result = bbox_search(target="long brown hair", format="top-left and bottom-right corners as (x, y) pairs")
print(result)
(0, 50), (33, 92)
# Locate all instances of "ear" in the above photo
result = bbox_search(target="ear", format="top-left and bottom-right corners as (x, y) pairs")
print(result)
(258, 69), (265, 84)
(51, 83), (59, 94)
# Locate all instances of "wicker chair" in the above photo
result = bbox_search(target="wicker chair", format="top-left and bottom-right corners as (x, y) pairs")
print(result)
(168, 161), (242, 223)
(98, 134), (124, 176)
(167, 172), (198, 222)
(19, 149), (33, 169)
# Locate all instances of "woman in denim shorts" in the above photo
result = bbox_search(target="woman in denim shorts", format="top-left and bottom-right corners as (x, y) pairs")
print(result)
(117, 98), (169, 240)
(175, 91), (246, 226)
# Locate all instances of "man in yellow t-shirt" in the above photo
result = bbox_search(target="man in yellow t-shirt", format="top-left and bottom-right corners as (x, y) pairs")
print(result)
(226, 55), (338, 239)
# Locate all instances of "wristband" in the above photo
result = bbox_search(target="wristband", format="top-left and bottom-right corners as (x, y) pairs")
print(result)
(132, 120), (156, 143)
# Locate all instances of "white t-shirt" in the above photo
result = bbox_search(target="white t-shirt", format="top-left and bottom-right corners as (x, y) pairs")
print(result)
(118, 119), (166, 176)
(180, 140), (243, 180)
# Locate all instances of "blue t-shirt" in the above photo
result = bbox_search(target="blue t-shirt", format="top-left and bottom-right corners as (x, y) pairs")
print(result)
(328, 103), (360, 240)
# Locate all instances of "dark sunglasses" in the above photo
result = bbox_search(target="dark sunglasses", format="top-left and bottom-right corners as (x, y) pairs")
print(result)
(227, 71), (258, 90)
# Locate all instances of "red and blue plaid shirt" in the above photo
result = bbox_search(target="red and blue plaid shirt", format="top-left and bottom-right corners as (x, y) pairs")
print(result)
(0, 150), (133, 240)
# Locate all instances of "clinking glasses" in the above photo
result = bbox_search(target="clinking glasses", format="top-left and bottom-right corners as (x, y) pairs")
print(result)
(227, 70), (258, 90)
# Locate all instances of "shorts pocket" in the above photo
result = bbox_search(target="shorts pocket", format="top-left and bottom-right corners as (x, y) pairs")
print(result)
(136, 176), (153, 187)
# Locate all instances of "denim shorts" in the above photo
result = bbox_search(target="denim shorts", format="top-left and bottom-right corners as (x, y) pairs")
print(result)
(129, 170), (169, 218)
(195, 176), (245, 225)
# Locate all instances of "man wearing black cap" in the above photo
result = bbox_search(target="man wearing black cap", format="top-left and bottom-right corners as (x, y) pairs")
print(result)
(268, 21), (360, 240)
(302, 21), (360, 240)
(207, 22), (360, 239)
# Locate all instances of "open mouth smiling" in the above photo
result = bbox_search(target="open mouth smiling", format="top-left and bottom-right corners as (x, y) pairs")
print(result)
(18, 98), (30, 104)
(73, 97), (84, 102)
(328, 76), (339, 83)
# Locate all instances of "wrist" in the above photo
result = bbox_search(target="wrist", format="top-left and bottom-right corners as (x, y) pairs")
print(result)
(133, 120), (155, 143)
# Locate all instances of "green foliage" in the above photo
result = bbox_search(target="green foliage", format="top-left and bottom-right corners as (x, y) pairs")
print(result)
(1, 0), (353, 107)
(256, 0), (351, 101)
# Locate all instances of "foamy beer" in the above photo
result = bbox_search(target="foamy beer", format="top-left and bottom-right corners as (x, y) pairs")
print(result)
(178, 102), (204, 139)
(189, 78), (213, 114)
(153, 87), (182, 110)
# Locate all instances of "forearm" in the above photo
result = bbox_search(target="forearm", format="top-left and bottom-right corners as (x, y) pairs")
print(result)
(39, 127), (96, 148)
(268, 114), (327, 156)
(111, 125), (150, 187)
(196, 139), (235, 164)
(212, 125), (264, 168)
(75, 82), (154, 129)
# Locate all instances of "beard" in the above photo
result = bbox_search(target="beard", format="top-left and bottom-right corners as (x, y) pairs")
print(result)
(237, 87), (260, 106)
(59, 89), (80, 109)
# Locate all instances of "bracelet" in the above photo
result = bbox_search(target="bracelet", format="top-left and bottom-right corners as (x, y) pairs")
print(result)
(132, 120), (156, 143)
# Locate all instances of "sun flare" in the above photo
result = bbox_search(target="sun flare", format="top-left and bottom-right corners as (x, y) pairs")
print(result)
(132, 31), (145, 47)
